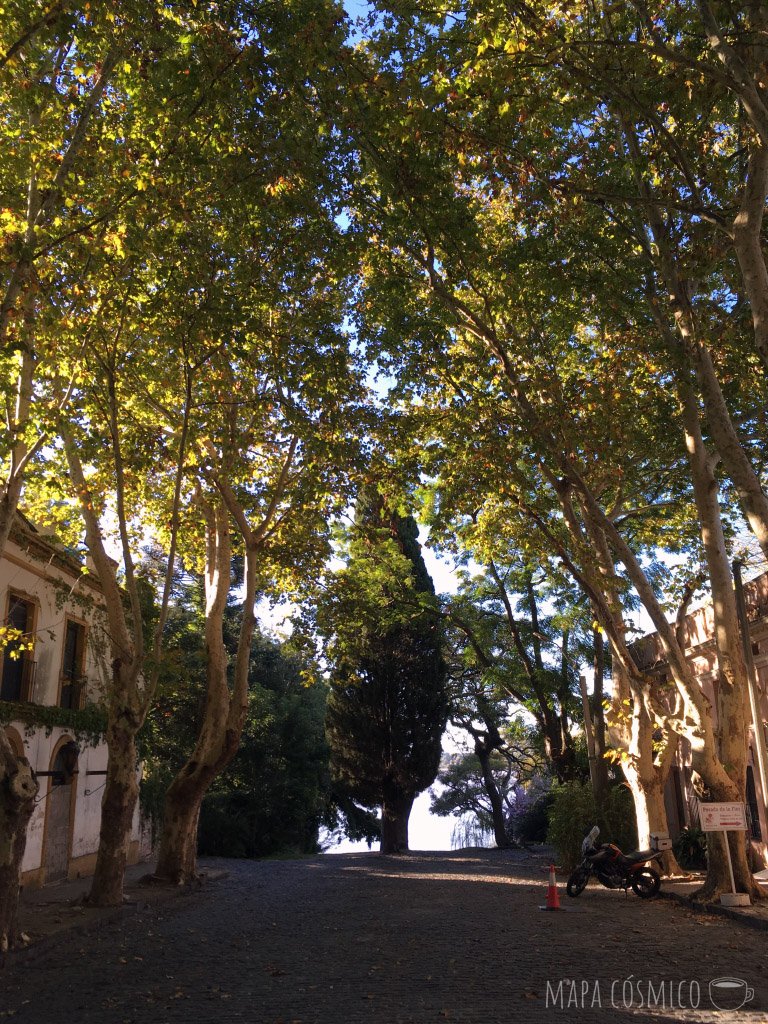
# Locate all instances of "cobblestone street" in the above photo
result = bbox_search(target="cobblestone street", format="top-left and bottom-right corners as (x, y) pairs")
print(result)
(3, 850), (767, 1023)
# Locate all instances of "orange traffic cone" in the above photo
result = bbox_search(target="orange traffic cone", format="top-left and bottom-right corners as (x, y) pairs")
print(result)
(543, 863), (561, 911)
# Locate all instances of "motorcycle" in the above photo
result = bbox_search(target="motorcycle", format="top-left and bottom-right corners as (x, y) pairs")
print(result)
(566, 825), (662, 899)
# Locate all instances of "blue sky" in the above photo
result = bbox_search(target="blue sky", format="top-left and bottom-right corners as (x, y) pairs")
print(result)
(343, 0), (371, 22)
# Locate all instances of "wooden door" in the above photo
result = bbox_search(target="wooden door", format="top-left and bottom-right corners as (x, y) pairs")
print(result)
(44, 748), (73, 883)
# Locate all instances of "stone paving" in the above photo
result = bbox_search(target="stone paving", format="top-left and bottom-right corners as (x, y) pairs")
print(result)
(2, 849), (768, 1024)
(13, 861), (229, 949)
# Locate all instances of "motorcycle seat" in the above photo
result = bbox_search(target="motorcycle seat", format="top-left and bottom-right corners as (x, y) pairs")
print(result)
(627, 849), (656, 861)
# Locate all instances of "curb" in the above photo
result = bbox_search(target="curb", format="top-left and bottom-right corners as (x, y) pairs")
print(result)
(9, 869), (230, 964)
(659, 887), (768, 932)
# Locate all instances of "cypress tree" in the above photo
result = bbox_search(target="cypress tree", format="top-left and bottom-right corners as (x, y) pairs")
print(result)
(324, 487), (448, 853)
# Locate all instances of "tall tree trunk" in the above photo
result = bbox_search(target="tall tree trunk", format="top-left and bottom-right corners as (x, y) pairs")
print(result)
(381, 786), (413, 854)
(474, 739), (509, 848)
(591, 627), (610, 804)
(677, 377), (763, 899)
(423, 166), (758, 897)
(617, 671), (684, 877)
(732, 143), (768, 374)
(153, 716), (244, 884)
(541, 705), (578, 783)
(155, 436), (298, 883)
(689, 338), (768, 560)
(88, 713), (141, 906)
(64, 430), (148, 907)
(59, 272), (188, 902)
(0, 732), (38, 953)
(0, 301), (41, 560)
(611, 115), (766, 898)
(557, 626), (576, 772)
(154, 501), (257, 884)
(571, 467), (760, 898)
(623, 764), (682, 877)
(580, 528), (681, 872)
(154, 774), (208, 885)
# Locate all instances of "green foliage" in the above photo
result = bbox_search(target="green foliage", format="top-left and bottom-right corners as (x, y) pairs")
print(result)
(322, 486), (449, 818)
(512, 792), (553, 845)
(430, 720), (546, 844)
(320, 785), (382, 848)
(140, 592), (331, 857)
(673, 826), (708, 871)
(441, 562), (587, 783)
(0, 700), (107, 747)
(430, 749), (512, 821)
(197, 669), (329, 859)
(546, 781), (637, 872)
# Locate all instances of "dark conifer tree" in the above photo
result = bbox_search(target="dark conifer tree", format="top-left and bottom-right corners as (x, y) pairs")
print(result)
(324, 487), (448, 853)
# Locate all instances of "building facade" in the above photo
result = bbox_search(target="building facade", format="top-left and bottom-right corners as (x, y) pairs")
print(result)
(1, 516), (150, 888)
(632, 572), (768, 867)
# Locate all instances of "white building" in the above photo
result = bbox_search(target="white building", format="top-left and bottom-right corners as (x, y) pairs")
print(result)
(1, 515), (150, 888)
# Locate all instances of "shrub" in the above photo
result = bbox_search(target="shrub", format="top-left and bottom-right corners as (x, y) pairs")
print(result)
(511, 792), (553, 844)
(673, 826), (707, 870)
(546, 782), (637, 871)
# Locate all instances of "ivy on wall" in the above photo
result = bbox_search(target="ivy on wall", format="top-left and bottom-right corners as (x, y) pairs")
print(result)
(0, 700), (107, 746)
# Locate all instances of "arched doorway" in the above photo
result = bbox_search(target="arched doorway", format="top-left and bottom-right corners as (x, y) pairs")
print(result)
(43, 738), (78, 883)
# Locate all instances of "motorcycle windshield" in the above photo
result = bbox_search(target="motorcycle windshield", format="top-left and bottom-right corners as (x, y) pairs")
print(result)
(582, 826), (600, 854)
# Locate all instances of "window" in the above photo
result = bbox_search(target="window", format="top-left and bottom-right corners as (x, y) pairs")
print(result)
(0, 594), (36, 702)
(59, 619), (86, 709)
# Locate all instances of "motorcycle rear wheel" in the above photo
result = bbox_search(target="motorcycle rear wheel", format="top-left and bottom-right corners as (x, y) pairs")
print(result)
(566, 866), (590, 897)
(630, 867), (661, 898)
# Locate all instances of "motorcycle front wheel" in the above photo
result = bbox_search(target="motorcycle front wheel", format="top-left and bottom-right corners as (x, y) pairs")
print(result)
(630, 867), (661, 898)
(566, 866), (590, 897)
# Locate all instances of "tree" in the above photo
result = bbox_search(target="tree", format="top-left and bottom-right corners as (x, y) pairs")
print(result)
(426, 0), (768, 892)
(431, 750), (514, 847)
(142, 594), (330, 860)
(441, 657), (515, 849)
(430, 721), (543, 849)
(322, 486), (448, 853)
(0, 2), (129, 554)
(148, 124), (364, 880)
(0, 723), (37, 953)
(200, 635), (330, 858)
(438, 559), (587, 845)
(0, 0), (204, 928)
(443, 559), (586, 785)
(316, 6), (755, 895)
(38, 0), (363, 894)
